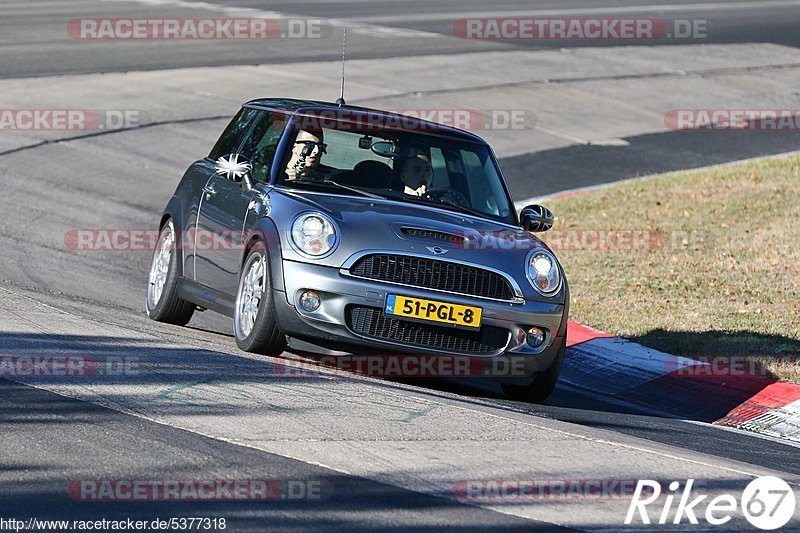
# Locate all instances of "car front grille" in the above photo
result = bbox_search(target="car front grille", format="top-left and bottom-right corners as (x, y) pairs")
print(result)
(346, 305), (509, 355)
(348, 254), (516, 301)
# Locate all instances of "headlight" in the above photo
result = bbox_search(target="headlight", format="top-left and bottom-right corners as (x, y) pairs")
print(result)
(290, 213), (337, 257)
(526, 250), (561, 295)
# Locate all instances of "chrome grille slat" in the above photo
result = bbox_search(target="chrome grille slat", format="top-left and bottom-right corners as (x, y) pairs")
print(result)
(346, 305), (509, 355)
(349, 254), (516, 301)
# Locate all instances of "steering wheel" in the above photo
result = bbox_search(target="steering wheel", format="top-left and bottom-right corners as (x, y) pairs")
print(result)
(426, 188), (470, 208)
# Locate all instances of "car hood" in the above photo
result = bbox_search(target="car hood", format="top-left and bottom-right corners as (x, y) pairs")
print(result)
(268, 189), (563, 302)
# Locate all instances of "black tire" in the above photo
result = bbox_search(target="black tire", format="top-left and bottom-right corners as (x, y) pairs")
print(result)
(145, 219), (195, 326)
(501, 337), (566, 403)
(234, 242), (286, 356)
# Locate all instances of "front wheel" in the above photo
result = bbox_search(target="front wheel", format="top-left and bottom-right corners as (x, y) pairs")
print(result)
(501, 337), (566, 403)
(234, 243), (286, 356)
(146, 219), (195, 325)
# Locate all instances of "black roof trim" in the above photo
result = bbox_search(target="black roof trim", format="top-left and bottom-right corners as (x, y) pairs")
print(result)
(243, 97), (486, 143)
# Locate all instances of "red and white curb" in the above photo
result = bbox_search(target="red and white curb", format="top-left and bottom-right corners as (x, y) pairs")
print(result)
(562, 321), (800, 443)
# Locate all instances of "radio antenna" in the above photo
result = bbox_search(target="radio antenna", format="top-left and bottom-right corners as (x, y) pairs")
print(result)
(336, 27), (347, 106)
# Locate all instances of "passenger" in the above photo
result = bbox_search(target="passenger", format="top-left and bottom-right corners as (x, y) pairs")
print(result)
(286, 129), (327, 181)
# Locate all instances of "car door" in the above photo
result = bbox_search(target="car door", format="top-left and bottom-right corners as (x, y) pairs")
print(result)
(193, 174), (258, 295)
(194, 109), (285, 296)
(183, 107), (260, 281)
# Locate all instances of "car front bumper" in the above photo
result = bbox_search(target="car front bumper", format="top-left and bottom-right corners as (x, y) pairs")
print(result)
(273, 259), (568, 383)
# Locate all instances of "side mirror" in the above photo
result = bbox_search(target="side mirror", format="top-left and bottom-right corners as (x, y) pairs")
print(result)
(215, 153), (253, 187)
(520, 204), (555, 232)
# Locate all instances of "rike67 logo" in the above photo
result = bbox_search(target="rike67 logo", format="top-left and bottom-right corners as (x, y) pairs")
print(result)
(626, 477), (796, 530)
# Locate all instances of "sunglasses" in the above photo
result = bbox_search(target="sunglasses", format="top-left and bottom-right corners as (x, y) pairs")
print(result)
(295, 140), (327, 156)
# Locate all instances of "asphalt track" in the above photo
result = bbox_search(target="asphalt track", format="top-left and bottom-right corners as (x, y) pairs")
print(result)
(2, 1), (800, 531)
(3, 0), (800, 78)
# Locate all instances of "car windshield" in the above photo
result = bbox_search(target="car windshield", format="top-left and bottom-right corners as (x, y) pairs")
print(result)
(276, 117), (515, 224)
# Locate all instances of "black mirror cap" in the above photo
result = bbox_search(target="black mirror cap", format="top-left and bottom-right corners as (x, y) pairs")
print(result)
(520, 204), (554, 232)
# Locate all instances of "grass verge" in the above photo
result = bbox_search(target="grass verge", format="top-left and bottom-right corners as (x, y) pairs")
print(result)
(543, 153), (800, 383)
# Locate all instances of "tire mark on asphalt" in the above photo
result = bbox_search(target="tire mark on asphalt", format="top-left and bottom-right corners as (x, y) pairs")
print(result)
(352, 60), (800, 103)
(3, 59), (798, 158)
(0, 115), (229, 158)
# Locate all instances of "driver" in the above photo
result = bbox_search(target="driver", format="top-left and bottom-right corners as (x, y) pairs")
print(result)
(285, 129), (327, 181)
(399, 151), (433, 196)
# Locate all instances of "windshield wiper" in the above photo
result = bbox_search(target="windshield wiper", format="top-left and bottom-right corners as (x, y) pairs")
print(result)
(288, 178), (386, 199)
(402, 195), (487, 219)
(323, 179), (386, 199)
(436, 198), (487, 218)
(286, 179), (487, 217)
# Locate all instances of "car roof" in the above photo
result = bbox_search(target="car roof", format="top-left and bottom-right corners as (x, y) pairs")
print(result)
(244, 97), (487, 144)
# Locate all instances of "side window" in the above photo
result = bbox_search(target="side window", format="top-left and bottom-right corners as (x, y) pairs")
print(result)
(208, 107), (260, 160)
(239, 111), (287, 183)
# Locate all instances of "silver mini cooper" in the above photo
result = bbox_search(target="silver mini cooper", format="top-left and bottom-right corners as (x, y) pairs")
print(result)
(146, 98), (569, 402)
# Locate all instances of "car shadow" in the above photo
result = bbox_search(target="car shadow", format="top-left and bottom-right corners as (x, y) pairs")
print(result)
(135, 315), (800, 427)
(3, 328), (798, 475)
(283, 326), (800, 427)
(627, 328), (800, 360)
